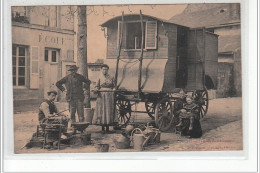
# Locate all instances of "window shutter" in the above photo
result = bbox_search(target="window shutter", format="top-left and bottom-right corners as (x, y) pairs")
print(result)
(145, 21), (157, 49)
(30, 46), (39, 89)
(117, 21), (126, 49)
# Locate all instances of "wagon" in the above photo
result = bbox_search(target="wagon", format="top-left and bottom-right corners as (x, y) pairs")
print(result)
(100, 12), (218, 131)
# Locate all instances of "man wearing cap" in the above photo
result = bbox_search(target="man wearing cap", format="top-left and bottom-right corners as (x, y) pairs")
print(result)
(56, 65), (90, 123)
(38, 90), (59, 122)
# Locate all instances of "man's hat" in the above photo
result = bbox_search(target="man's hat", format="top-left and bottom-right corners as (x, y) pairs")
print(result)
(47, 90), (58, 95)
(68, 65), (79, 71)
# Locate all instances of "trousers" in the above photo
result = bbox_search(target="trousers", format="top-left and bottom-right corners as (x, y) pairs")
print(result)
(69, 99), (84, 122)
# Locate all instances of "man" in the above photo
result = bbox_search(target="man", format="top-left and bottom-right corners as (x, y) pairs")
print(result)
(39, 90), (69, 125)
(24, 90), (68, 149)
(38, 90), (59, 123)
(56, 65), (90, 123)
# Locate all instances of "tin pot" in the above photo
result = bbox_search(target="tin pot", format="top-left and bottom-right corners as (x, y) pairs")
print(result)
(113, 134), (131, 149)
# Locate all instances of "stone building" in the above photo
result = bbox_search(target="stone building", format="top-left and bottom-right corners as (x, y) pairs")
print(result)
(169, 3), (241, 97)
(12, 6), (78, 106)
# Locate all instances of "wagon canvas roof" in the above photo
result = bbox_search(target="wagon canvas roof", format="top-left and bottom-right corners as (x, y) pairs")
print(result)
(100, 14), (185, 27)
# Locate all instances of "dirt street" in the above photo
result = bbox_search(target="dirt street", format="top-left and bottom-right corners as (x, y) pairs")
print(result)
(13, 97), (242, 153)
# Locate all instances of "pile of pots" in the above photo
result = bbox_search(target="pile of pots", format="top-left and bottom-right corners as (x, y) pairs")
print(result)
(113, 123), (161, 151)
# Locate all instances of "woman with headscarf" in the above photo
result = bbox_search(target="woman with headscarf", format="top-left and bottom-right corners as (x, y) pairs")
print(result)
(92, 64), (117, 133)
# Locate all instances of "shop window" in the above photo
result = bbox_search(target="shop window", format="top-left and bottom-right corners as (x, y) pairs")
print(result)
(12, 45), (27, 87)
(118, 21), (157, 50)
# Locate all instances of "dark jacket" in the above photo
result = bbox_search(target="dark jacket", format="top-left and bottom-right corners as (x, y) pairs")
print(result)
(38, 99), (57, 122)
(56, 73), (90, 101)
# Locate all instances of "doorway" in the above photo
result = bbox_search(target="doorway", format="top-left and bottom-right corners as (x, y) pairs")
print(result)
(43, 48), (59, 99)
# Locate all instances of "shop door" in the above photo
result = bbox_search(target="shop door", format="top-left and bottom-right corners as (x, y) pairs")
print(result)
(44, 48), (59, 99)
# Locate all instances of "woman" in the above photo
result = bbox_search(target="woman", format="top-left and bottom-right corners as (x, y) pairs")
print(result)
(176, 95), (202, 138)
(92, 64), (116, 133)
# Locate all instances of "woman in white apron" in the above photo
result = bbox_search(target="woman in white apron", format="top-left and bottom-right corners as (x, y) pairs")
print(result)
(92, 64), (116, 133)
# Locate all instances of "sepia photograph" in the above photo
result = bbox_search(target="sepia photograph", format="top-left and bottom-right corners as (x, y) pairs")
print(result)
(11, 3), (243, 154)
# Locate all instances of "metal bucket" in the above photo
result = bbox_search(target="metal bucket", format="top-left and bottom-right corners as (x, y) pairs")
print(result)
(95, 143), (109, 152)
(82, 133), (91, 145)
(84, 108), (94, 124)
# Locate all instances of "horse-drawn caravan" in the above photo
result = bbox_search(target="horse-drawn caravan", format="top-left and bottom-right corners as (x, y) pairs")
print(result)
(100, 12), (218, 131)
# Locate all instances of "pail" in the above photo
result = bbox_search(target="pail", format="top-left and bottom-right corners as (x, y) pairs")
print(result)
(95, 143), (109, 152)
(84, 108), (94, 124)
(82, 133), (91, 145)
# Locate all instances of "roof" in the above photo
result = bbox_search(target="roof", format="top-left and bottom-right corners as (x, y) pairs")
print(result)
(169, 4), (240, 28)
(100, 14), (180, 27)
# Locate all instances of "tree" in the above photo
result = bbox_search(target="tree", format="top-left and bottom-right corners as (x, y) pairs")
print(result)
(77, 6), (91, 108)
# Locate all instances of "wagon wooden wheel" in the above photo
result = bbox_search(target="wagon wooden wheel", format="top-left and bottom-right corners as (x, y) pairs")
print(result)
(145, 101), (156, 119)
(192, 89), (209, 119)
(155, 98), (174, 132)
(115, 99), (131, 128)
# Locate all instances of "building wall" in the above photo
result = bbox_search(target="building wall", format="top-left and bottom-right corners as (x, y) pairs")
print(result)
(12, 6), (76, 105)
(217, 62), (234, 97)
(12, 6), (75, 31)
(233, 49), (242, 96)
(214, 25), (242, 97)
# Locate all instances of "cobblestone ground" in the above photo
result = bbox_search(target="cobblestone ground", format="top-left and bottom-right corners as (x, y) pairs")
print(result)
(13, 97), (242, 153)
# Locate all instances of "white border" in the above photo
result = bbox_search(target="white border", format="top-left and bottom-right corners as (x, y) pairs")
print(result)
(2, 0), (258, 172)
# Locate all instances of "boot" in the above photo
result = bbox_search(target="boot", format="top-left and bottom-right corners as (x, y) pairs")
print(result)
(102, 125), (105, 134)
(106, 125), (110, 133)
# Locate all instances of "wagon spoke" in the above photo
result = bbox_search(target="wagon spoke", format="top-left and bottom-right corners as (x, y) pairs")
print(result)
(166, 105), (171, 111)
(200, 106), (205, 112)
(126, 113), (130, 120)
(122, 115), (126, 123)
(165, 102), (169, 109)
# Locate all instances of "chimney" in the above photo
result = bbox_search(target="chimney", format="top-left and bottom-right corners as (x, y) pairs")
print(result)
(229, 3), (240, 20)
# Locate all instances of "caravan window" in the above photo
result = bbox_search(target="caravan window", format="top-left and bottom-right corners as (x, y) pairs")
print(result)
(118, 20), (157, 50)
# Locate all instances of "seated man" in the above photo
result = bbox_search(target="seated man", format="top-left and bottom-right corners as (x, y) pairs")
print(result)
(39, 90), (59, 123)
(25, 90), (69, 149)
(176, 95), (202, 138)
(39, 90), (69, 127)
